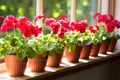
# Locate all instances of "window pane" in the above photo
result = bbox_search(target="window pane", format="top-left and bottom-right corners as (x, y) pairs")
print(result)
(43, 0), (70, 34)
(76, 0), (98, 24)
(44, 0), (70, 19)
(0, 0), (35, 21)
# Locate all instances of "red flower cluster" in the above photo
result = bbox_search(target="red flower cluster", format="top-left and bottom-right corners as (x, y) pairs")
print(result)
(45, 18), (88, 38)
(94, 12), (120, 33)
(58, 18), (71, 38)
(45, 18), (70, 38)
(16, 16), (42, 38)
(45, 18), (55, 26)
(33, 14), (44, 22)
(89, 25), (99, 34)
(1, 15), (16, 33)
(0, 15), (42, 38)
(71, 20), (88, 33)
(58, 18), (70, 31)
(94, 12), (113, 23)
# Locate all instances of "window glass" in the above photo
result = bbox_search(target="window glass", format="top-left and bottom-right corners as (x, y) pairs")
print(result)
(44, 0), (70, 19)
(0, 0), (35, 21)
(43, 0), (70, 34)
(76, 0), (98, 24)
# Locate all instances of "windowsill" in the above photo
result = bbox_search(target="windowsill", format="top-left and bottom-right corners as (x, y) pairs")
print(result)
(0, 50), (120, 80)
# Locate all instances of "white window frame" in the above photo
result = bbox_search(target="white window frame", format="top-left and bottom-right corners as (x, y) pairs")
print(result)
(36, 0), (43, 27)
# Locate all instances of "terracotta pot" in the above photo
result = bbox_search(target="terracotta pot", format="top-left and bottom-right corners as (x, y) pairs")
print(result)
(99, 39), (110, 54)
(107, 38), (117, 52)
(65, 46), (82, 62)
(28, 54), (48, 72)
(90, 43), (101, 57)
(4, 55), (27, 77)
(80, 44), (92, 59)
(46, 53), (62, 67)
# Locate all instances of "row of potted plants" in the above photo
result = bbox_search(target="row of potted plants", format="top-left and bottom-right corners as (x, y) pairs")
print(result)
(0, 12), (120, 77)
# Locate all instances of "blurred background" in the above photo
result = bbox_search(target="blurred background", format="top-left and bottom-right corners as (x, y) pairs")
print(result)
(0, 0), (98, 24)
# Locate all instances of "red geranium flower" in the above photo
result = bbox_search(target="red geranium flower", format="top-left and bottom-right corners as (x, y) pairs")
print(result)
(45, 18), (56, 26)
(93, 12), (101, 20)
(111, 20), (119, 28)
(1, 15), (43, 38)
(4, 15), (16, 23)
(80, 20), (88, 28)
(97, 14), (108, 23)
(0, 25), (7, 33)
(32, 25), (42, 37)
(71, 20), (88, 33)
(94, 13), (114, 24)
(89, 25), (99, 34)
(45, 18), (71, 38)
(58, 32), (64, 39)
(34, 14), (44, 22)
(16, 16), (28, 29)
(22, 23), (33, 38)
(50, 21), (60, 34)
(58, 18), (70, 30)
(0, 15), (16, 33)
(106, 22), (116, 32)
(108, 14), (114, 20)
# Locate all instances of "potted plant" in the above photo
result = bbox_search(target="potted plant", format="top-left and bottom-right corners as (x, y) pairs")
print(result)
(64, 20), (88, 62)
(79, 29), (92, 59)
(28, 35), (48, 72)
(24, 15), (49, 72)
(94, 12), (120, 54)
(64, 31), (81, 62)
(44, 18), (65, 67)
(0, 15), (42, 76)
(89, 24), (102, 57)
(106, 20), (120, 52)
(46, 34), (64, 67)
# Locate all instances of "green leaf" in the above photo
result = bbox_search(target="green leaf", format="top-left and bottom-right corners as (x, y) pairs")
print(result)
(68, 45), (75, 52)
(48, 43), (55, 51)
(17, 49), (26, 60)
(40, 44), (45, 48)
(57, 48), (64, 54)
(109, 32), (114, 38)
(37, 48), (45, 55)
(0, 53), (4, 58)
(49, 50), (55, 56)
(85, 41), (92, 45)
(27, 47), (36, 58)
(69, 38), (74, 43)
(10, 37), (18, 47)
